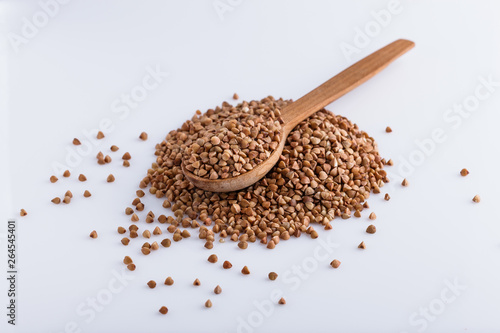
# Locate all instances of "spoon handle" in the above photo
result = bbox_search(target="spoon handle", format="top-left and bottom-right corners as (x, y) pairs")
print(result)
(281, 39), (415, 132)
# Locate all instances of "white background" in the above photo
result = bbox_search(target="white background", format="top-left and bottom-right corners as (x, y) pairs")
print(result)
(1, 1), (500, 332)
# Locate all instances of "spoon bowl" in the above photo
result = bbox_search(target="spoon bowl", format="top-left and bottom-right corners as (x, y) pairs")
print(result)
(182, 131), (287, 192)
(182, 39), (415, 192)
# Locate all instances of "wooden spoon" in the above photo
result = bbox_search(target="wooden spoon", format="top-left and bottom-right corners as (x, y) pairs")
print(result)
(182, 39), (415, 192)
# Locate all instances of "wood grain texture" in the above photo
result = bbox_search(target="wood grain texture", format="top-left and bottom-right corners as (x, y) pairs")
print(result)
(183, 39), (415, 192)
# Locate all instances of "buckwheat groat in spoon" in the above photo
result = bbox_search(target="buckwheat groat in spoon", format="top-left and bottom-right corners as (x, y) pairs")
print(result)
(182, 39), (414, 192)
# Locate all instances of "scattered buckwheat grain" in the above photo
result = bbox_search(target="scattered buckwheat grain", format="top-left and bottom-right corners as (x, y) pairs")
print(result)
(460, 168), (469, 177)
(472, 195), (480, 203)
(164, 277), (174, 285)
(89, 230), (98, 238)
(193, 278), (201, 286)
(205, 299), (212, 308)
(123, 256), (133, 264)
(214, 285), (222, 294)
(147, 280), (156, 289)
(223, 261), (232, 269)
(63, 170), (70, 177)
(159, 306), (168, 315)
(83, 190), (91, 197)
(268, 272), (278, 281)
(278, 298), (286, 305)
(50, 175), (58, 183)
(402, 178), (409, 186)
(366, 225), (376, 234)
(97, 152), (105, 165)
(330, 259), (341, 268)
(97, 131), (105, 139)
(107, 174), (115, 183)
(73, 138), (81, 145)
(140, 132), (148, 141)
(358, 241), (366, 249)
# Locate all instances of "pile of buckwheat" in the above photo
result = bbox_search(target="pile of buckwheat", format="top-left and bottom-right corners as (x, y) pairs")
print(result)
(137, 96), (389, 249)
